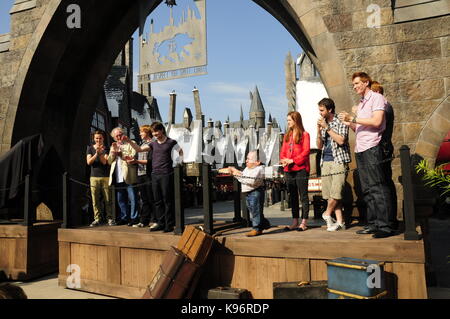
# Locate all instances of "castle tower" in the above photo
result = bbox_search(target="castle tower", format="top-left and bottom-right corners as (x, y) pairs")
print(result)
(249, 86), (266, 129)
(192, 87), (203, 121)
(285, 51), (297, 113)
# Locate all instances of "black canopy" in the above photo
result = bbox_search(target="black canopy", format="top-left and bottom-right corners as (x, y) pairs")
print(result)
(0, 134), (44, 208)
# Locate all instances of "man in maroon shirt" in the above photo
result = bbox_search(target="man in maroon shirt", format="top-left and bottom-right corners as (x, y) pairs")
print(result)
(126, 122), (183, 233)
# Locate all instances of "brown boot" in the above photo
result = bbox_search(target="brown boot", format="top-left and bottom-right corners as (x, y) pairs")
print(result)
(246, 229), (262, 237)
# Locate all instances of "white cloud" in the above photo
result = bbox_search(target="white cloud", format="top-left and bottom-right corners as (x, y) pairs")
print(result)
(207, 81), (252, 96)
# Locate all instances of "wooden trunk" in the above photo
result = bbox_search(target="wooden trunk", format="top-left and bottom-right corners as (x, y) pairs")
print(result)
(0, 221), (61, 280)
(176, 225), (214, 265)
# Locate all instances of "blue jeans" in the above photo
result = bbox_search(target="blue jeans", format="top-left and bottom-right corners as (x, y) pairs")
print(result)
(246, 188), (265, 230)
(116, 183), (138, 221)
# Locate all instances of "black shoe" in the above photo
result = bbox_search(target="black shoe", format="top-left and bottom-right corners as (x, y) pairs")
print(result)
(149, 225), (164, 232)
(163, 226), (174, 233)
(116, 219), (128, 226)
(356, 228), (377, 234)
(261, 218), (271, 230)
(372, 231), (394, 238)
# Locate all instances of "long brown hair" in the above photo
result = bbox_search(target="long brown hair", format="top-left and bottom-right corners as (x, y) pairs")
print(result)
(284, 111), (305, 144)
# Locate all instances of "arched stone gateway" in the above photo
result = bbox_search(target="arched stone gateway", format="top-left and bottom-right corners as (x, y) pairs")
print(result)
(0, 0), (449, 222)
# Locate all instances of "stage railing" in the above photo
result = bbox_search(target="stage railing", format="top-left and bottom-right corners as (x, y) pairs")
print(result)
(201, 164), (250, 235)
(174, 165), (184, 235)
(57, 144), (425, 239)
(22, 174), (33, 227)
(399, 145), (421, 240)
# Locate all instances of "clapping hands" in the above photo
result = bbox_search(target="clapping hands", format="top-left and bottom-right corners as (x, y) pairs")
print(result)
(94, 144), (105, 154)
(338, 112), (351, 126)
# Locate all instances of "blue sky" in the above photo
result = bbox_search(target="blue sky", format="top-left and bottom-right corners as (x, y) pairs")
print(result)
(0, 0), (302, 129)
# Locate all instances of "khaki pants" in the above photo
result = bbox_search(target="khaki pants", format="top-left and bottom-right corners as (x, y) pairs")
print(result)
(90, 177), (112, 221)
(321, 162), (347, 200)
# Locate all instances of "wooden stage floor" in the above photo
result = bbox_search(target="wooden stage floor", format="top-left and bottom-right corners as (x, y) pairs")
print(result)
(58, 223), (427, 299)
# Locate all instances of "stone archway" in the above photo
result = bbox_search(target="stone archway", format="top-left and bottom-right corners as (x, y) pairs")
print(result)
(1, 0), (353, 157)
(0, 0), (449, 223)
(415, 97), (450, 166)
(1, 0), (350, 224)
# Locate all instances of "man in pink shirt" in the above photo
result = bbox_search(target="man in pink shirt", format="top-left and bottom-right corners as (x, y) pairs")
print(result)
(338, 72), (395, 238)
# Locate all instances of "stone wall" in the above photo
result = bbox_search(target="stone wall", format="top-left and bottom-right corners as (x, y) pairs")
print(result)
(0, 0), (45, 153)
(284, 0), (449, 218)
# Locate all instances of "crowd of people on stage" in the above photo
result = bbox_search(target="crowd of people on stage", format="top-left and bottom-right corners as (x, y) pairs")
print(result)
(228, 71), (396, 239)
(86, 121), (182, 233)
(87, 71), (396, 238)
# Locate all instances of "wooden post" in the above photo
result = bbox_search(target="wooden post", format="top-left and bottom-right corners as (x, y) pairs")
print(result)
(174, 165), (185, 235)
(280, 189), (285, 211)
(399, 145), (420, 240)
(264, 189), (269, 207)
(232, 177), (243, 223)
(22, 174), (33, 227)
(62, 172), (69, 229)
(202, 163), (214, 235)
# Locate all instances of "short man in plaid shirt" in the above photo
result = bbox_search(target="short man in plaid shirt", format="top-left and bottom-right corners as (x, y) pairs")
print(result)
(316, 98), (351, 231)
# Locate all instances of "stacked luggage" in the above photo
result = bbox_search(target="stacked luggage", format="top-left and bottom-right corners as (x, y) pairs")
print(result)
(143, 225), (215, 299)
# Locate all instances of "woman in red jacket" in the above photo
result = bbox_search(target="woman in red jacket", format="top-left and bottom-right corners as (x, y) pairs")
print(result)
(280, 111), (310, 231)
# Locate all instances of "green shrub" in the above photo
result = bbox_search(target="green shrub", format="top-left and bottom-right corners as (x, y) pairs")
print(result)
(415, 160), (450, 197)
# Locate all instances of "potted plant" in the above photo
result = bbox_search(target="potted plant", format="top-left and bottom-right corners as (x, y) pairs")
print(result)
(416, 160), (450, 218)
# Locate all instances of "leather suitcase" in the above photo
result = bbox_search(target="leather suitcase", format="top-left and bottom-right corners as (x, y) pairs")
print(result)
(207, 287), (250, 299)
(273, 281), (328, 299)
(326, 257), (387, 298)
(176, 225), (214, 265)
(142, 246), (186, 299)
(164, 258), (201, 299)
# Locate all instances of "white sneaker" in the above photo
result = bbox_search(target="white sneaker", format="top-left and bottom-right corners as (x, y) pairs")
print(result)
(322, 213), (336, 229)
(90, 220), (101, 227)
(107, 219), (116, 226)
(133, 222), (145, 228)
(327, 223), (346, 232)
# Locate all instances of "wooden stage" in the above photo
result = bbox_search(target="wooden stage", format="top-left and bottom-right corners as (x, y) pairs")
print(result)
(58, 224), (427, 299)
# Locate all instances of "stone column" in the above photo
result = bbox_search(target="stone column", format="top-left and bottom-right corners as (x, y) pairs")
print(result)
(168, 91), (176, 124)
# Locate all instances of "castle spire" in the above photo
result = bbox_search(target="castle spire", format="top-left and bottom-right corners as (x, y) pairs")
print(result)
(250, 86), (265, 113)
(249, 86), (266, 129)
